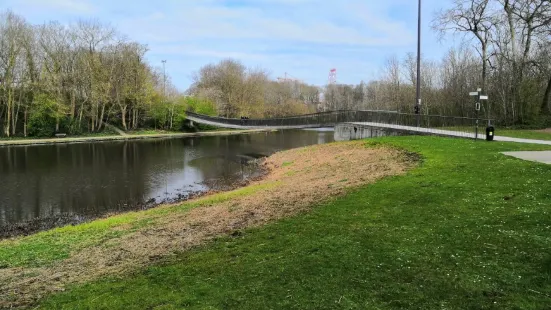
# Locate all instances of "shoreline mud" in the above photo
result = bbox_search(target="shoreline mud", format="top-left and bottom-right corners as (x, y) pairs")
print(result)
(0, 159), (268, 239)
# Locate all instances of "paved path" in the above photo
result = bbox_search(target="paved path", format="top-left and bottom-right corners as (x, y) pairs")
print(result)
(349, 122), (551, 145)
(492, 135), (551, 145)
(0, 129), (272, 147)
(502, 151), (551, 164)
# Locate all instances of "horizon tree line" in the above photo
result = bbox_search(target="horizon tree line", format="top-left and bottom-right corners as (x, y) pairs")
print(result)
(0, 10), (186, 138)
(2, 0), (550, 138)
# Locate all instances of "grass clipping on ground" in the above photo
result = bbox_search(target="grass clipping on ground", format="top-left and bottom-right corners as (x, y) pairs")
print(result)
(0, 141), (416, 308)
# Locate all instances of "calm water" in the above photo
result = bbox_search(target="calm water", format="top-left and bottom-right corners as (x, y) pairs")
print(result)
(0, 129), (334, 228)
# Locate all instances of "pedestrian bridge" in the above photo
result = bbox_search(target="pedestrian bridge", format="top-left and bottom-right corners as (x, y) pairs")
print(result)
(186, 110), (493, 139)
(186, 110), (367, 129)
(186, 110), (487, 129)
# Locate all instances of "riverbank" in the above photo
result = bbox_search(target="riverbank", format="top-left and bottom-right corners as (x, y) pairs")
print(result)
(0, 159), (268, 239)
(0, 141), (413, 308)
(0, 129), (272, 147)
(4, 136), (551, 309)
(498, 128), (551, 140)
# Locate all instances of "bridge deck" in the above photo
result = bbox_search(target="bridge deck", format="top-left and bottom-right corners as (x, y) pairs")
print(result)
(187, 111), (551, 145)
(186, 115), (326, 129)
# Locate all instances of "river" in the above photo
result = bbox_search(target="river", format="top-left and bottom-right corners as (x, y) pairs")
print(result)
(0, 129), (334, 232)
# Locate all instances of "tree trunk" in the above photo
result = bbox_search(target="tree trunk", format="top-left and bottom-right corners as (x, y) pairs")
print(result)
(121, 105), (127, 131)
(504, 1), (518, 124)
(78, 101), (84, 128)
(4, 89), (13, 137)
(134, 109), (138, 129)
(70, 90), (76, 120)
(24, 107), (27, 137)
(12, 88), (24, 136)
(481, 44), (487, 93)
(91, 107), (96, 132)
(542, 76), (551, 115)
(11, 95), (18, 136)
(98, 103), (106, 131)
(127, 108), (131, 130)
(170, 105), (174, 129)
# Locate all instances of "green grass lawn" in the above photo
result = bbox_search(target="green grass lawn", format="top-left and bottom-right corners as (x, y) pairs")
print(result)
(442, 126), (551, 141)
(38, 136), (551, 309)
(496, 129), (551, 141)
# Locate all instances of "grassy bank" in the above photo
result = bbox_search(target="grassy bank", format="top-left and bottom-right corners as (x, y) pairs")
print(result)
(1, 141), (410, 308)
(444, 126), (551, 141)
(29, 136), (551, 309)
(497, 128), (551, 141)
(0, 130), (117, 141)
(0, 183), (275, 268)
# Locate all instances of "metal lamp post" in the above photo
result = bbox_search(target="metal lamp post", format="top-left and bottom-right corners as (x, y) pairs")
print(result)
(415, 0), (422, 127)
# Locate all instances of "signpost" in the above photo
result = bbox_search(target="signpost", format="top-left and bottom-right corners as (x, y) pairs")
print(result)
(470, 89), (488, 141)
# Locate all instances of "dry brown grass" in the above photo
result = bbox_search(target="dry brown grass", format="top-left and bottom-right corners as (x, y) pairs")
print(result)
(0, 141), (416, 308)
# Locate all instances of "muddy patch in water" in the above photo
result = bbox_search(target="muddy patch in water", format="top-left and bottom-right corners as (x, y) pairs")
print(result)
(0, 158), (267, 239)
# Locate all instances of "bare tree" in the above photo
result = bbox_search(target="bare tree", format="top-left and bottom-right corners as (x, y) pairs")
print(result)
(0, 11), (28, 136)
(433, 0), (494, 92)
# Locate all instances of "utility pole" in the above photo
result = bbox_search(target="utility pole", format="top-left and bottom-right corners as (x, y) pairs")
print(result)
(415, 0), (422, 127)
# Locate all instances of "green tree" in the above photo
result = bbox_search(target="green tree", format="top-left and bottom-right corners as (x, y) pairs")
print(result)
(27, 93), (66, 137)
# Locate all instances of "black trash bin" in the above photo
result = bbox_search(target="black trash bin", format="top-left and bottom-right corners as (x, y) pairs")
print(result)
(486, 126), (495, 141)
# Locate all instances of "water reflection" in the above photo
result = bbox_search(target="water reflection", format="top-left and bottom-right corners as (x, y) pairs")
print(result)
(0, 129), (334, 227)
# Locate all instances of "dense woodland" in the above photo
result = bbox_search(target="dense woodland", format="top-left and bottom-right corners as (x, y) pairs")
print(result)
(187, 59), (320, 118)
(0, 10), (199, 138)
(0, 10), (318, 137)
(2, 0), (550, 138)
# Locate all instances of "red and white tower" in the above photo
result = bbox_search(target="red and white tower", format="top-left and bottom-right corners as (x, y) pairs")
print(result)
(328, 68), (337, 85)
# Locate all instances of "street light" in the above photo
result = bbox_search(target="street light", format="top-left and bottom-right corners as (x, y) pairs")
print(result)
(415, 0), (422, 127)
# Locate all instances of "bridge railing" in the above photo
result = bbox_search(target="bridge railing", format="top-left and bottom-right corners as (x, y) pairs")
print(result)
(186, 110), (493, 134)
(362, 111), (493, 130)
(187, 110), (367, 127)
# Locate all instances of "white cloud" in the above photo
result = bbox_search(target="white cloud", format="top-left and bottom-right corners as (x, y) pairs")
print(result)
(116, 1), (414, 47)
(153, 44), (268, 61)
(3, 0), (457, 89)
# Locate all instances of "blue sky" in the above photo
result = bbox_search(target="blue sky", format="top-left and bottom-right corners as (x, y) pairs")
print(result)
(3, 0), (460, 91)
